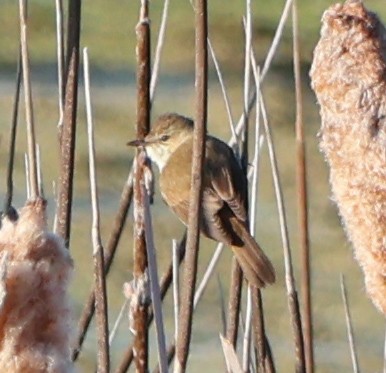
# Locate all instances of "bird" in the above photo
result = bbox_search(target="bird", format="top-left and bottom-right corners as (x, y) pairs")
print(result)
(127, 113), (275, 288)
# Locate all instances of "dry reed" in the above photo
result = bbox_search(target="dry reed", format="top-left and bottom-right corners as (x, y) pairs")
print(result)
(0, 199), (73, 372)
(311, 0), (386, 315)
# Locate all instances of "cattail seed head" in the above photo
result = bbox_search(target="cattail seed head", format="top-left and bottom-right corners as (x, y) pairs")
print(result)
(311, 0), (386, 315)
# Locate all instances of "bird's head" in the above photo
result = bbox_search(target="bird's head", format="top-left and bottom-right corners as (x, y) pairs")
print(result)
(127, 113), (194, 171)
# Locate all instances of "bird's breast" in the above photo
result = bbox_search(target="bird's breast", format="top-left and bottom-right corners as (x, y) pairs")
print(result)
(159, 143), (193, 223)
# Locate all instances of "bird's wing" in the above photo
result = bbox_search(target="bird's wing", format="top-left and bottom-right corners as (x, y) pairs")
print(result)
(159, 136), (248, 246)
(206, 137), (248, 223)
(200, 188), (237, 245)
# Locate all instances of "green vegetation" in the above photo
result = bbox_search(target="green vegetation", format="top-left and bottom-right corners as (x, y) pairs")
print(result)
(2, 0), (385, 71)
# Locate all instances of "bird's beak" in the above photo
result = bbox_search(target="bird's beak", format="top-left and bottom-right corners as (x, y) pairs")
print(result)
(127, 139), (146, 147)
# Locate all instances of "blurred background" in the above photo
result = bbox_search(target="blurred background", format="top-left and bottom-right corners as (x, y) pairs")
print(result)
(1, 0), (386, 371)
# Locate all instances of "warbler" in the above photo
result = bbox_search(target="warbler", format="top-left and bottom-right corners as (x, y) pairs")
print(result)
(128, 113), (275, 287)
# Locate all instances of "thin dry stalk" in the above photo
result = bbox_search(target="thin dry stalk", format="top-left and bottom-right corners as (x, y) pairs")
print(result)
(250, 66), (262, 246)
(226, 261), (243, 348)
(229, 91), (256, 150)
(36, 145), (44, 197)
(150, 0), (170, 102)
(243, 0), (252, 135)
(340, 275), (360, 373)
(55, 0), (82, 246)
(158, 344), (176, 373)
(190, 0), (239, 144)
(217, 276), (227, 336)
(19, 0), (39, 200)
(242, 0), (251, 168)
(115, 234), (186, 373)
(232, 0), (294, 153)
(225, 146), (268, 356)
(109, 299), (129, 346)
(3, 52), (21, 217)
(249, 63), (271, 373)
(142, 183), (168, 373)
(0, 253), (7, 311)
(172, 239), (180, 342)
(220, 335), (244, 373)
(242, 287), (253, 372)
(194, 243), (224, 308)
(55, 0), (65, 127)
(24, 154), (30, 199)
(243, 153), (257, 372)
(292, 2), (313, 372)
(188, 1), (237, 143)
(84, 48), (110, 373)
(131, 1), (151, 371)
(72, 170), (133, 361)
(158, 238), (229, 373)
(226, 1), (253, 355)
(208, 41), (236, 142)
(252, 290), (267, 373)
(261, 0), (293, 81)
(262, 336), (275, 373)
(153, 241), (228, 373)
(260, 94), (305, 372)
(174, 0), (208, 371)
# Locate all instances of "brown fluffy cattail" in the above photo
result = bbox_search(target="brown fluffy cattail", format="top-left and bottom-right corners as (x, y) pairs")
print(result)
(0, 199), (74, 372)
(310, 0), (386, 315)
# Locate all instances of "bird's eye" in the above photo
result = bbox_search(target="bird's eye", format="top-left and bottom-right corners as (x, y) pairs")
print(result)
(161, 135), (169, 142)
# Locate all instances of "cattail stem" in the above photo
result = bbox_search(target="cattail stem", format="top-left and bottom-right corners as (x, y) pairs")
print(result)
(19, 0), (39, 200)
(55, 0), (82, 247)
(175, 0), (208, 370)
(292, 1), (313, 371)
(131, 1), (151, 371)
(3, 51), (21, 217)
(84, 47), (110, 373)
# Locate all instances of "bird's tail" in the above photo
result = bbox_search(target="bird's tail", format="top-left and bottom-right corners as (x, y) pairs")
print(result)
(230, 217), (275, 288)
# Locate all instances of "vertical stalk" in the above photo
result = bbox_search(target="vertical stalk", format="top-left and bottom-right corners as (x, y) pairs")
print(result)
(340, 276), (360, 373)
(55, 0), (82, 247)
(252, 290), (268, 373)
(142, 182), (168, 373)
(132, 1), (151, 371)
(260, 95), (305, 373)
(72, 172), (133, 361)
(226, 264), (242, 348)
(55, 0), (65, 128)
(150, 0), (170, 102)
(153, 241), (226, 373)
(174, 0), (208, 370)
(226, 0), (252, 355)
(115, 235), (186, 373)
(242, 0), (251, 168)
(3, 52), (21, 216)
(292, 2), (313, 372)
(19, 0), (39, 200)
(84, 48), (110, 372)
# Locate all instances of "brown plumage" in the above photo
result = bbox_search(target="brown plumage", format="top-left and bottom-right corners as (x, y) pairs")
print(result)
(128, 113), (275, 287)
